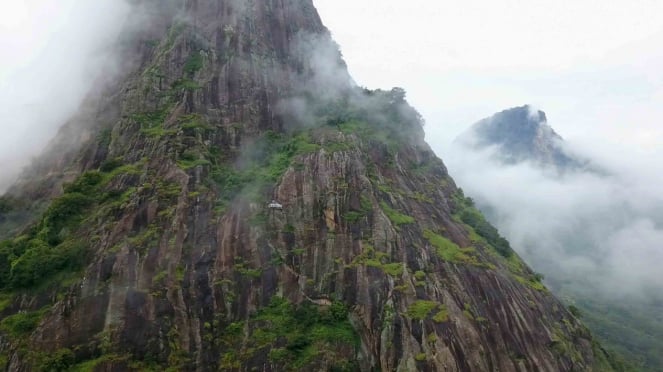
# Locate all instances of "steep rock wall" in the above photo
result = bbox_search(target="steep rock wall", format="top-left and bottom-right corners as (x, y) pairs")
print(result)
(0, 1), (619, 371)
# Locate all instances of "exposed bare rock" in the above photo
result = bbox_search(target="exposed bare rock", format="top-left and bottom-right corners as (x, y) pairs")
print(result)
(0, 1), (621, 371)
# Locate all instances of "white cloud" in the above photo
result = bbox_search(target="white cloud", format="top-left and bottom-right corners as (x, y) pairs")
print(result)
(313, 0), (663, 152)
(446, 139), (663, 300)
(4, 1), (662, 191)
(312, 1), (663, 302)
(526, 104), (542, 121)
(0, 0), (130, 192)
(2, 0), (662, 302)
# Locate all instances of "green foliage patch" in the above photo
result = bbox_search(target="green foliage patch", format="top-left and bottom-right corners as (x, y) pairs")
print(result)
(380, 202), (414, 226)
(233, 257), (263, 279)
(452, 191), (513, 258)
(314, 88), (424, 150)
(0, 162), (144, 290)
(133, 108), (175, 138)
(364, 260), (404, 277)
(177, 150), (211, 170)
(579, 296), (662, 371)
(549, 327), (584, 364)
(179, 114), (211, 132)
(342, 211), (364, 223)
(238, 297), (359, 369)
(183, 52), (203, 75)
(423, 229), (481, 266)
(347, 244), (403, 277)
(4, 240), (85, 289)
(97, 128), (113, 149)
(406, 300), (438, 320)
(568, 305), (582, 318)
(0, 197), (14, 214)
(433, 305), (449, 323)
(0, 307), (49, 338)
(211, 131), (320, 208)
(514, 274), (547, 292)
(37, 348), (76, 372)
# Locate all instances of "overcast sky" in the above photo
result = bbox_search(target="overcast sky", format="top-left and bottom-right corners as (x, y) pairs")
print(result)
(0, 0), (129, 191)
(312, 0), (663, 301)
(313, 0), (663, 156)
(1, 0), (662, 189)
(0, 0), (661, 302)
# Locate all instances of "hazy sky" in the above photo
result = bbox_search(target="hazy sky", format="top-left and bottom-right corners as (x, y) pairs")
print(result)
(311, 0), (663, 301)
(0, 0), (660, 303)
(1, 0), (662, 189)
(0, 0), (129, 191)
(313, 0), (663, 155)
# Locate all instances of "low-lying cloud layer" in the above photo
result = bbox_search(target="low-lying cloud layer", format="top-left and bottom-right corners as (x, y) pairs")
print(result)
(448, 129), (663, 302)
(0, 0), (131, 192)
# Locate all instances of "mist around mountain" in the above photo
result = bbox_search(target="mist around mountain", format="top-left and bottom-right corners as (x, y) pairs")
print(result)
(0, 0), (136, 193)
(455, 105), (582, 170)
(449, 105), (663, 370)
(0, 2), (624, 371)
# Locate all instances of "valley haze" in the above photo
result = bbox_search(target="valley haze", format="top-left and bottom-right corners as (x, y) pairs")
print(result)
(0, 0), (663, 296)
(3, 0), (663, 192)
(0, 0), (661, 369)
(450, 105), (663, 301)
(0, 0), (132, 192)
(449, 105), (663, 368)
(0, 0), (612, 370)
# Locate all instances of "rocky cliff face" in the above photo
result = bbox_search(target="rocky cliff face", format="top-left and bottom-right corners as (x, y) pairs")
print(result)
(455, 105), (581, 170)
(451, 105), (660, 371)
(0, 1), (620, 371)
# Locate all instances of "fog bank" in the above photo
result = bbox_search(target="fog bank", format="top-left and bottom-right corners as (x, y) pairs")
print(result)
(0, 0), (131, 192)
(448, 129), (663, 301)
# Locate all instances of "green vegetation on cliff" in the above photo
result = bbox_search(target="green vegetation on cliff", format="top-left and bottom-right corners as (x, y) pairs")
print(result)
(220, 297), (359, 371)
(423, 229), (481, 266)
(0, 172), (107, 289)
(452, 190), (514, 258)
(209, 130), (320, 210)
(0, 2), (624, 371)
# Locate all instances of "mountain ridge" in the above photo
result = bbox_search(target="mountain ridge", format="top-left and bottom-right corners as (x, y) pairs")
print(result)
(455, 105), (583, 170)
(450, 105), (661, 371)
(0, 1), (623, 371)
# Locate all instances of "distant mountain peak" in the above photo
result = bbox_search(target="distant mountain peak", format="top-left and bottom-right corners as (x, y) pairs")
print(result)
(524, 104), (548, 124)
(0, 3), (615, 371)
(457, 105), (578, 169)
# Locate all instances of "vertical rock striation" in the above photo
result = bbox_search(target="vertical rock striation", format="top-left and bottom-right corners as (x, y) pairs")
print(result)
(0, 1), (621, 371)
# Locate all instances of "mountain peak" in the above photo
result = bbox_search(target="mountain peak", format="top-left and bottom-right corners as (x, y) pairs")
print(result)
(0, 3), (617, 371)
(525, 105), (548, 124)
(457, 105), (577, 169)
